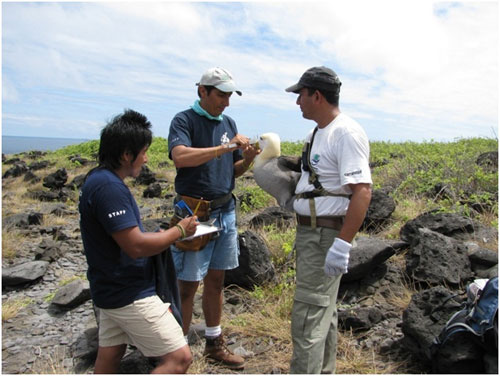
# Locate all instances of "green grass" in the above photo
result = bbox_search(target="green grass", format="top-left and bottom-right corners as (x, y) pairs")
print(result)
(2, 297), (34, 321)
(34, 136), (498, 217)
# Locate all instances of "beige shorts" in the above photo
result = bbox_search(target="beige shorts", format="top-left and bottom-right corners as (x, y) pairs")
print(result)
(98, 295), (186, 357)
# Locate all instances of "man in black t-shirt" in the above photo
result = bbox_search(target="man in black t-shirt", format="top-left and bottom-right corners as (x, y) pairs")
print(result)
(80, 109), (198, 373)
(168, 67), (258, 370)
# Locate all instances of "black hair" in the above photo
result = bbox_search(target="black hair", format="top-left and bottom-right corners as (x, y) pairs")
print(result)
(306, 87), (340, 107)
(98, 109), (152, 170)
(197, 85), (216, 98)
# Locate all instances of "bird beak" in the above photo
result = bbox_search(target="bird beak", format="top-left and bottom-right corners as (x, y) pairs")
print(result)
(250, 138), (260, 149)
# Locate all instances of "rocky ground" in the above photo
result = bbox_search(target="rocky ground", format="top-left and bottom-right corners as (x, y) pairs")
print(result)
(2, 154), (498, 374)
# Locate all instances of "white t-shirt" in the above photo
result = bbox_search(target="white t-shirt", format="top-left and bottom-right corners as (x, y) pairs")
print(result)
(293, 113), (372, 216)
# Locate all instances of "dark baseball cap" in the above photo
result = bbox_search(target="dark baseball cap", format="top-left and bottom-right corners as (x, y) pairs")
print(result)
(285, 66), (342, 94)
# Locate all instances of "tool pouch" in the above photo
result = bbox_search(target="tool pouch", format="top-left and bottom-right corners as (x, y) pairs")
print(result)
(169, 195), (213, 252)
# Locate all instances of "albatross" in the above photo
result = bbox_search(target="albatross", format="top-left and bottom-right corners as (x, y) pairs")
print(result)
(252, 133), (302, 211)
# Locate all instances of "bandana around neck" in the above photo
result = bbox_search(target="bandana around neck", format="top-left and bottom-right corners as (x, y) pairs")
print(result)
(191, 100), (223, 121)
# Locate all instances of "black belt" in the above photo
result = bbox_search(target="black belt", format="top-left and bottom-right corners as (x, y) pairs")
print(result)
(209, 193), (233, 209)
(175, 192), (233, 209)
(296, 215), (344, 230)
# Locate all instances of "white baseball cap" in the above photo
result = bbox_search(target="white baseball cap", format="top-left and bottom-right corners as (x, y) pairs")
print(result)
(196, 67), (242, 96)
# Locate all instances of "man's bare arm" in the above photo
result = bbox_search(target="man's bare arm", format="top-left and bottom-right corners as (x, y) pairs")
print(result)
(337, 183), (372, 243)
(112, 216), (198, 259)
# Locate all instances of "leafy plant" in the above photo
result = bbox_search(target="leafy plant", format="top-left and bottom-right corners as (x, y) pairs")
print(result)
(262, 224), (296, 265)
(53, 140), (99, 159)
(281, 140), (304, 156)
(238, 186), (274, 213)
(370, 137), (498, 220)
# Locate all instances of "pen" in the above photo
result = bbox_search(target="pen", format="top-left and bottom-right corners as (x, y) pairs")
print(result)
(193, 200), (202, 216)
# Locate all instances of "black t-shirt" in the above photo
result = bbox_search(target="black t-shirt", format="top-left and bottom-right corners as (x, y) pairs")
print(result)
(168, 109), (243, 204)
(78, 168), (156, 309)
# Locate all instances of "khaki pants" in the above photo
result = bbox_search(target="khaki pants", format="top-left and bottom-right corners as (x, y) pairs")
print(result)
(290, 225), (342, 374)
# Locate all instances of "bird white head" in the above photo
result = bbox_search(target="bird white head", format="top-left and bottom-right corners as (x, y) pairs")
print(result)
(254, 132), (281, 168)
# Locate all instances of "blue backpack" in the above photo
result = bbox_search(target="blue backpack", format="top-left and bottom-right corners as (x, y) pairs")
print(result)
(430, 276), (498, 364)
(467, 277), (498, 342)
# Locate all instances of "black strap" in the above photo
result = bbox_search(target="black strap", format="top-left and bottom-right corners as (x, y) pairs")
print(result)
(301, 126), (351, 200)
(297, 191), (351, 199)
(307, 127), (320, 187)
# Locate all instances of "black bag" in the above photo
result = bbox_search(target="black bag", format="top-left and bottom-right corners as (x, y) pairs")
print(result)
(430, 276), (498, 373)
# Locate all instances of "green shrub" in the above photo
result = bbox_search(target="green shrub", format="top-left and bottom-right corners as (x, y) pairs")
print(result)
(145, 137), (170, 169)
(238, 186), (274, 213)
(370, 137), (498, 217)
(263, 224), (296, 265)
(281, 140), (303, 156)
(53, 140), (99, 159)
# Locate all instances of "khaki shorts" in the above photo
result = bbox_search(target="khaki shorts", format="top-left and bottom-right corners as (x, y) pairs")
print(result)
(98, 295), (186, 357)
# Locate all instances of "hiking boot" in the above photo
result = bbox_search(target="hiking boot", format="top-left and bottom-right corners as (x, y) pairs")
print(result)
(204, 334), (245, 370)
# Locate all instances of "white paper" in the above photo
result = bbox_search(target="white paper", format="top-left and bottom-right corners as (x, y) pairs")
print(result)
(183, 224), (220, 240)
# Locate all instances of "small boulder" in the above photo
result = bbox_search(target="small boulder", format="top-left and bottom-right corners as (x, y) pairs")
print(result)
(35, 239), (67, 262)
(69, 155), (90, 166)
(51, 279), (91, 309)
(400, 211), (475, 244)
(2, 261), (50, 286)
(225, 230), (276, 289)
(249, 206), (295, 229)
(43, 168), (68, 190)
(143, 183), (162, 198)
(27, 190), (68, 202)
(28, 160), (50, 171)
(338, 306), (384, 332)
(402, 286), (465, 363)
(68, 174), (87, 190)
(72, 327), (98, 360)
(3, 161), (28, 178)
(362, 190), (396, 232)
(476, 151), (498, 171)
(405, 228), (472, 286)
(342, 236), (397, 282)
(135, 165), (156, 185)
(23, 170), (41, 183)
(3, 212), (43, 230)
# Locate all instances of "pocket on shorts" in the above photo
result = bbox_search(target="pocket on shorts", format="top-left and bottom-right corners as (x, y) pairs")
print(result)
(133, 296), (171, 324)
(294, 288), (331, 307)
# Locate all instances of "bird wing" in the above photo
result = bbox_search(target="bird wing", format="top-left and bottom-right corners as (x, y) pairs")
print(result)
(253, 158), (301, 211)
(277, 155), (302, 173)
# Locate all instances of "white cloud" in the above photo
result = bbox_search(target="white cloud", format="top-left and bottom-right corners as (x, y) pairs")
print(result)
(2, 78), (19, 102)
(1, 1), (497, 142)
(241, 1), (497, 130)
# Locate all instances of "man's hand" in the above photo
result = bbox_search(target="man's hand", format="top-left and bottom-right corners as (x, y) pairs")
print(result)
(233, 134), (260, 177)
(242, 144), (260, 164)
(229, 134), (250, 149)
(324, 237), (352, 277)
(178, 216), (199, 238)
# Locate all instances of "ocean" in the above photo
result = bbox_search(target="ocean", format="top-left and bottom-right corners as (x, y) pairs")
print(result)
(2, 135), (91, 155)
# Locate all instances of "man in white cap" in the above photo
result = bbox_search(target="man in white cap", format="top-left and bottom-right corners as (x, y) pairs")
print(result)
(167, 67), (258, 370)
(285, 66), (372, 373)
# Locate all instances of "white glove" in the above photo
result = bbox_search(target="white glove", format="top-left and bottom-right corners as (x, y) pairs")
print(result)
(324, 238), (352, 277)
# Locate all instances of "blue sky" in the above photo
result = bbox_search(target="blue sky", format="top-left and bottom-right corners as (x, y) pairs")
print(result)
(2, 1), (498, 143)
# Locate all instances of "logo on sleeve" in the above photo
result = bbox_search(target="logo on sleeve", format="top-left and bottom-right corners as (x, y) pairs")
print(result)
(344, 169), (362, 177)
(108, 210), (126, 218)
